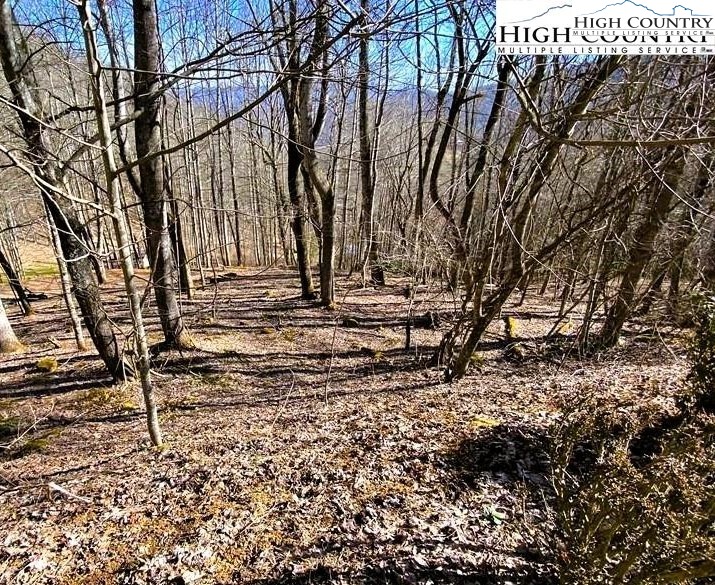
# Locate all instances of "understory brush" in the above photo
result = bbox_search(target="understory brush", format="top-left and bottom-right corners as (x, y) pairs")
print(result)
(550, 295), (715, 584)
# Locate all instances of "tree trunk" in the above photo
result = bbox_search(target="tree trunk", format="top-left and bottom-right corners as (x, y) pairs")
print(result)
(298, 119), (335, 308)
(165, 157), (194, 299)
(0, 245), (31, 315)
(635, 271), (665, 317)
(0, 296), (22, 353)
(226, 120), (244, 266)
(294, 1), (335, 307)
(287, 134), (316, 299)
(272, 0), (317, 299)
(599, 149), (686, 347)
(319, 184), (335, 307)
(357, 0), (384, 286)
(133, 0), (193, 350)
(46, 208), (87, 351)
(668, 151), (714, 307)
(0, 0), (128, 378)
(702, 231), (715, 291)
(79, 0), (162, 445)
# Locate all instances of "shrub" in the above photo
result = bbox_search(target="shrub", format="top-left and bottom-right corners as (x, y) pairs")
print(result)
(551, 399), (714, 584)
(685, 294), (715, 414)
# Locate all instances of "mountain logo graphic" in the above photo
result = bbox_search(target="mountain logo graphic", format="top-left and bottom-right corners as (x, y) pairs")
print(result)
(584, 1), (706, 16)
(512, 3), (572, 23)
(510, 1), (708, 23)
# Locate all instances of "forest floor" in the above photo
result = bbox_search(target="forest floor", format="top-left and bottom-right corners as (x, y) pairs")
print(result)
(0, 267), (689, 584)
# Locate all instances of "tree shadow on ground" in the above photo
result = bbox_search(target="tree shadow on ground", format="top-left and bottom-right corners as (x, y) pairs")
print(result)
(444, 422), (553, 491)
(0, 372), (114, 399)
(439, 422), (557, 583)
(246, 558), (556, 584)
(8, 374), (443, 446)
(156, 376), (443, 419)
(206, 421), (558, 585)
(153, 346), (436, 384)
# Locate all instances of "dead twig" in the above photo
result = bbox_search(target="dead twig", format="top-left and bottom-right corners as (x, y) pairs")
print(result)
(47, 482), (92, 503)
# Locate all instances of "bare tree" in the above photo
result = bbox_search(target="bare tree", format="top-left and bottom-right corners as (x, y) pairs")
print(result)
(0, 0), (130, 379)
(357, 0), (384, 285)
(78, 0), (162, 446)
(439, 55), (625, 380)
(294, 1), (337, 307)
(0, 245), (31, 315)
(270, 0), (318, 300)
(133, 0), (194, 349)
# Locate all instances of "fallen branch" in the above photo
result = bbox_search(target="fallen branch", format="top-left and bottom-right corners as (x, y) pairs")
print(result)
(47, 482), (92, 504)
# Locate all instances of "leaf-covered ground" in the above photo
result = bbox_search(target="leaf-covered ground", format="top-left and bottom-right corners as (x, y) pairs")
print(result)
(0, 268), (687, 584)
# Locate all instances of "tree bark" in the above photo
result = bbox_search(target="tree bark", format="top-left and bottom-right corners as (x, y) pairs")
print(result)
(45, 207), (87, 351)
(79, 0), (162, 446)
(133, 0), (193, 349)
(599, 148), (686, 347)
(272, 0), (317, 299)
(287, 120), (317, 299)
(668, 151), (714, 305)
(294, 1), (335, 307)
(0, 245), (31, 315)
(226, 119), (244, 266)
(0, 0), (128, 378)
(701, 229), (715, 291)
(357, 0), (384, 286)
(0, 296), (22, 353)
(164, 156), (194, 299)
